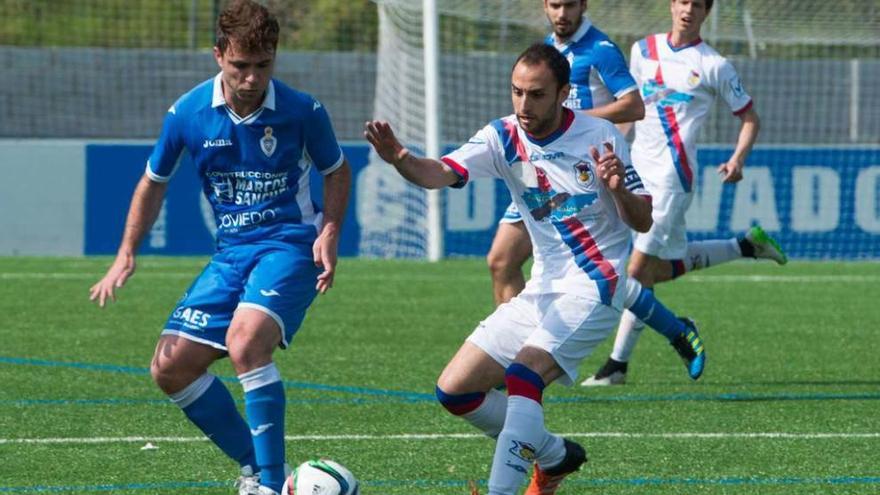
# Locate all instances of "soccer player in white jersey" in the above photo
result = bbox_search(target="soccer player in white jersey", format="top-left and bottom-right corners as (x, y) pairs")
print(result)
(487, 0), (645, 306)
(89, 2), (351, 493)
(366, 43), (704, 495)
(583, 0), (786, 387)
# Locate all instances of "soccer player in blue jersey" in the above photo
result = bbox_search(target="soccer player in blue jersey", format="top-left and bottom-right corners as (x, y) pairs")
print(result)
(89, 2), (351, 494)
(487, 0), (645, 306)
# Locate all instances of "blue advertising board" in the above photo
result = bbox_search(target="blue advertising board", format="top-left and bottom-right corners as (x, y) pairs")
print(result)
(85, 144), (880, 259)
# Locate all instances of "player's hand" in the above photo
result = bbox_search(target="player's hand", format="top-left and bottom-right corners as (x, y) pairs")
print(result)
(313, 227), (339, 294)
(364, 120), (409, 166)
(593, 143), (625, 192)
(717, 159), (744, 183)
(89, 252), (136, 307)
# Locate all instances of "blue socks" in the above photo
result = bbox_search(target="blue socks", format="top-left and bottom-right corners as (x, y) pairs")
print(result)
(628, 287), (686, 341)
(170, 374), (256, 469)
(240, 363), (287, 492)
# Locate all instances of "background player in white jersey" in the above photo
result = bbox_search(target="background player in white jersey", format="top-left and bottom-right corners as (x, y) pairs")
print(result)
(366, 44), (703, 495)
(487, 0), (645, 306)
(89, 2), (351, 493)
(583, 0), (786, 387)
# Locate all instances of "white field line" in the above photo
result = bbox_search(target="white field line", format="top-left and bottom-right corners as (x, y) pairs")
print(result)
(3, 432), (880, 445)
(2, 272), (879, 283)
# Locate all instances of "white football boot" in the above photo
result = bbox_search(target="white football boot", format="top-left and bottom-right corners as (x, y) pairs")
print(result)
(235, 465), (261, 495)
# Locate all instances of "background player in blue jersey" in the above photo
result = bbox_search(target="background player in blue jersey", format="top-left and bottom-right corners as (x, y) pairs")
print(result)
(89, 1), (351, 494)
(487, 0), (645, 306)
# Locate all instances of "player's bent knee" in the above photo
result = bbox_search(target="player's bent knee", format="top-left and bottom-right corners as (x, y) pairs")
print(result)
(435, 385), (486, 416)
(151, 359), (198, 395)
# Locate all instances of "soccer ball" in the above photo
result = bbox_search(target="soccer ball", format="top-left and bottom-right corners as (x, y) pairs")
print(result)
(282, 459), (359, 495)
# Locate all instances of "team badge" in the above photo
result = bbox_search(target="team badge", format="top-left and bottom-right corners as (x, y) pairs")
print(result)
(507, 440), (537, 462)
(687, 70), (701, 88)
(573, 160), (595, 187)
(260, 126), (277, 157)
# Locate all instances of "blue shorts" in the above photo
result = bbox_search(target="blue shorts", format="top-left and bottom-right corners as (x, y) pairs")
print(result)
(161, 240), (320, 351)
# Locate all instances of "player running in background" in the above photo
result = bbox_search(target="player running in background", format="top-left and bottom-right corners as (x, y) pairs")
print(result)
(487, 0), (645, 306)
(89, 1), (351, 493)
(366, 43), (703, 495)
(583, 0), (786, 387)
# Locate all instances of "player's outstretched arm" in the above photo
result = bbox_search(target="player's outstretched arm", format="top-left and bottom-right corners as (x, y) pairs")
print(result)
(718, 106), (760, 183)
(314, 161), (351, 295)
(89, 174), (168, 307)
(585, 91), (645, 124)
(593, 144), (652, 233)
(364, 120), (460, 189)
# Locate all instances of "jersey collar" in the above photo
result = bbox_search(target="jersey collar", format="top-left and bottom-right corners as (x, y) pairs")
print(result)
(666, 32), (703, 51)
(211, 73), (276, 123)
(552, 15), (592, 48)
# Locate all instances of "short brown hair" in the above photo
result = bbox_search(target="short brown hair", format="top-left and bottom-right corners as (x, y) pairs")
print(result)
(216, 0), (280, 55)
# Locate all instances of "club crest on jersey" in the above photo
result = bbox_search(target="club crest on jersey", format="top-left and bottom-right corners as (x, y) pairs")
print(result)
(687, 70), (701, 88)
(573, 160), (595, 187)
(260, 126), (277, 157)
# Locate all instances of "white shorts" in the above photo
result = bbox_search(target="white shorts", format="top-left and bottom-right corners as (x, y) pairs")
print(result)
(499, 201), (523, 224)
(633, 188), (693, 260)
(466, 290), (622, 386)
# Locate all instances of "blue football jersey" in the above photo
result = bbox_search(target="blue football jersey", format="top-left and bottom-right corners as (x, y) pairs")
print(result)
(545, 18), (637, 111)
(147, 73), (344, 248)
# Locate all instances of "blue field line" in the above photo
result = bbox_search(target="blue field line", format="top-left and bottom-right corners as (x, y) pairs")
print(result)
(548, 391), (880, 403)
(2, 476), (880, 492)
(4, 356), (880, 405)
(0, 356), (433, 402)
(0, 397), (405, 407)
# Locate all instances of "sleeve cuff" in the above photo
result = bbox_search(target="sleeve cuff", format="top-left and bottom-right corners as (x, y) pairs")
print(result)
(440, 157), (469, 189)
(144, 161), (171, 183)
(319, 150), (345, 176)
(613, 85), (639, 99)
(733, 100), (753, 116)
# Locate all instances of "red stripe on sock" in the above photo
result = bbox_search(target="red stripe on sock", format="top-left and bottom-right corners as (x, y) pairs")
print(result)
(506, 375), (543, 404)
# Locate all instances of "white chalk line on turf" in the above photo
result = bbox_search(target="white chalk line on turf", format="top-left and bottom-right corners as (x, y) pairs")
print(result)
(3, 272), (880, 283)
(3, 432), (879, 445)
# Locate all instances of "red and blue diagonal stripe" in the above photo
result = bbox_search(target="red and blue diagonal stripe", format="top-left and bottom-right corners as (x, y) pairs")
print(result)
(490, 118), (529, 166)
(553, 217), (618, 305)
(640, 34), (660, 61)
(657, 104), (693, 191)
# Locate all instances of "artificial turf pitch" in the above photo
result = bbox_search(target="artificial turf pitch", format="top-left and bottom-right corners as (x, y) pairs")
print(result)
(1, 257), (878, 494)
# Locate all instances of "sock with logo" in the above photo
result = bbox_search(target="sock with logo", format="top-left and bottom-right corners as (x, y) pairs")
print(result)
(671, 239), (742, 278)
(436, 386), (507, 438)
(240, 363), (286, 492)
(169, 373), (256, 469)
(488, 364), (563, 495)
(627, 287), (687, 342)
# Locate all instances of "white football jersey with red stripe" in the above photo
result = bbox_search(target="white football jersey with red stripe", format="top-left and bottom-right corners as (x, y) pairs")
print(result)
(441, 109), (648, 306)
(630, 33), (752, 193)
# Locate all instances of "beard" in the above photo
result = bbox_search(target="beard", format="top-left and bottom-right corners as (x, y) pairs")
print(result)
(517, 112), (557, 137)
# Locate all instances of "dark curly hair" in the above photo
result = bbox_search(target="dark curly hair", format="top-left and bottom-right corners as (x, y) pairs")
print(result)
(215, 0), (280, 55)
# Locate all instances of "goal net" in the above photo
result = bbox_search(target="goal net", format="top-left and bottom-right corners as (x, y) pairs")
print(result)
(366, 0), (880, 259)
